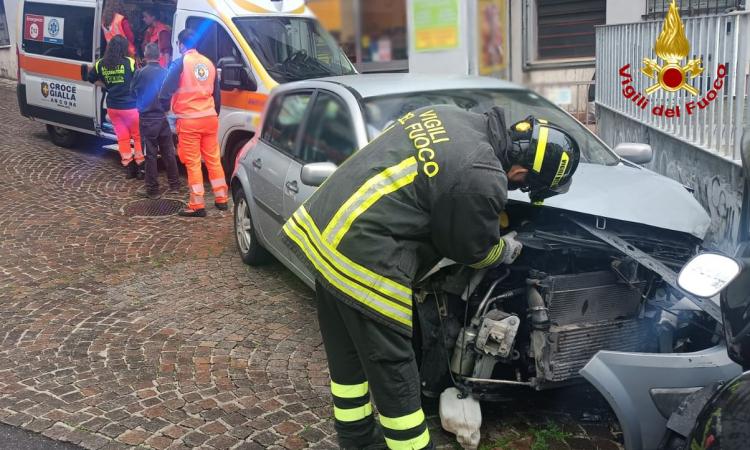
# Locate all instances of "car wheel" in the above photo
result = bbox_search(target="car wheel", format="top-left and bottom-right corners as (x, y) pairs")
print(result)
(46, 125), (79, 148)
(234, 189), (272, 266)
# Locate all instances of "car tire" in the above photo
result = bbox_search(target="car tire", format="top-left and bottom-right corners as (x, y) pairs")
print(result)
(46, 125), (79, 148)
(234, 189), (272, 266)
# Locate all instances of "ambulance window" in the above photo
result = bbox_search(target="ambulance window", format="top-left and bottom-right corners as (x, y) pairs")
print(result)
(262, 92), (312, 156)
(299, 92), (356, 165)
(185, 17), (243, 67)
(22, 2), (95, 62)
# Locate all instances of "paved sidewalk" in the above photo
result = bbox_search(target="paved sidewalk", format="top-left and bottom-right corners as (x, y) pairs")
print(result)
(0, 82), (622, 449)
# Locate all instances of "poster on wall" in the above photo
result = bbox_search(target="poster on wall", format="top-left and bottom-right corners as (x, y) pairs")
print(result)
(413, 0), (459, 52)
(477, 0), (508, 75)
(24, 14), (65, 45)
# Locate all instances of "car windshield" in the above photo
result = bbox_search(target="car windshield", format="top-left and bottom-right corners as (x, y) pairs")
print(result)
(234, 17), (355, 83)
(363, 89), (619, 166)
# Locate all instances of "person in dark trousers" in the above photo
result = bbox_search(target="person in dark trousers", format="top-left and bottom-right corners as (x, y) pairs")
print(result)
(281, 106), (581, 449)
(131, 43), (181, 199)
(88, 35), (143, 179)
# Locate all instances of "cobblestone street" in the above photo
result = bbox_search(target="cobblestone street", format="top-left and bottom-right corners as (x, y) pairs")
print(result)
(0, 81), (623, 450)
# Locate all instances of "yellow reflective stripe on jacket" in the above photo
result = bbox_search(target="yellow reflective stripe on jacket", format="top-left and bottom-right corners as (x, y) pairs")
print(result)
(331, 381), (368, 399)
(380, 409), (425, 431)
(385, 428), (430, 449)
(334, 403), (373, 422)
(296, 207), (412, 306)
(470, 239), (505, 269)
(323, 157), (418, 249)
(282, 213), (413, 327)
(127, 57), (136, 71)
(533, 126), (549, 173)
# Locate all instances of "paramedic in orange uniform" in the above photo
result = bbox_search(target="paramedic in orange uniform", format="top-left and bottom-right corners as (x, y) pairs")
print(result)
(159, 29), (227, 218)
(101, 0), (136, 57)
(142, 8), (172, 68)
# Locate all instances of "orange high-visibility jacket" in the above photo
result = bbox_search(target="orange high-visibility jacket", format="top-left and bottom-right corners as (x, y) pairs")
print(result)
(158, 49), (221, 119)
(103, 13), (136, 56)
(143, 21), (172, 68)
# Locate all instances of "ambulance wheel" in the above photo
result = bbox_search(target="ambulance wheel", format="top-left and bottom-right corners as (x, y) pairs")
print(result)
(46, 125), (79, 148)
(234, 190), (272, 266)
(224, 138), (249, 183)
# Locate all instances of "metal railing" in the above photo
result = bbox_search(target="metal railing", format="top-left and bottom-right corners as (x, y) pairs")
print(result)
(595, 11), (750, 161)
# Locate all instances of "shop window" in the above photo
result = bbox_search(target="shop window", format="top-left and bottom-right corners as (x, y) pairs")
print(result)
(360, 0), (408, 64)
(533, 0), (605, 60)
(21, 2), (95, 62)
(307, 0), (408, 72)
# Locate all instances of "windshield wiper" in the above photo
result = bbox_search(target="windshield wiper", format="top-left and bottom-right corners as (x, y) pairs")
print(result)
(266, 67), (306, 82)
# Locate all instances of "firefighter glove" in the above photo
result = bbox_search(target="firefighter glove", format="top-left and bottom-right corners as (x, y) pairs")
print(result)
(499, 231), (523, 265)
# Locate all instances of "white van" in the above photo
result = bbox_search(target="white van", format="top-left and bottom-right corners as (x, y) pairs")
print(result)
(16, 0), (354, 173)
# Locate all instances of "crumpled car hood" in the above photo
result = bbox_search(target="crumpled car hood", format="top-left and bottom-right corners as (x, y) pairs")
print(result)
(508, 163), (711, 239)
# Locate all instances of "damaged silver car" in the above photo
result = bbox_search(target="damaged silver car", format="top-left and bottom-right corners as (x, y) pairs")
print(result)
(230, 74), (741, 449)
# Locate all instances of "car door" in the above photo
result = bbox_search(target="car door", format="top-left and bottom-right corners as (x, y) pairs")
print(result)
(19, 0), (99, 133)
(250, 91), (313, 252)
(282, 90), (359, 278)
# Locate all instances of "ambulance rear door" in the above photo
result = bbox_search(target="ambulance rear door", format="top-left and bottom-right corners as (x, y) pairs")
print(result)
(18, 0), (99, 134)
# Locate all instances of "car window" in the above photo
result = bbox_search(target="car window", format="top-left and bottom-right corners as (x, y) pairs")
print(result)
(234, 16), (354, 83)
(262, 92), (312, 155)
(22, 2), (94, 62)
(186, 17), (243, 66)
(363, 89), (619, 166)
(299, 92), (357, 165)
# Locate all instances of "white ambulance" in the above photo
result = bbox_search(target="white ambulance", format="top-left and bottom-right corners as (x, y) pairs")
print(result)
(16, 0), (354, 173)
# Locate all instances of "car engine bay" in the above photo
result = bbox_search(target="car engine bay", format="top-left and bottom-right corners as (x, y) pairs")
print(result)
(415, 203), (720, 400)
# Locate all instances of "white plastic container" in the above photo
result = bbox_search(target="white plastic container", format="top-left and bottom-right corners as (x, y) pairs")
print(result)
(439, 387), (482, 450)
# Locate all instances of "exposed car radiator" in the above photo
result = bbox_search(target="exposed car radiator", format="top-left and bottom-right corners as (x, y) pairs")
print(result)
(531, 270), (650, 385)
(544, 320), (651, 382)
(540, 270), (645, 325)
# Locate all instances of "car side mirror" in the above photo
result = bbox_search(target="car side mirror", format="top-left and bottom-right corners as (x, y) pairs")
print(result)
(677, 253), (742, 298)
(300, 162), (337, 187)
(220, 63), (258, 92)
(614, 143), (653, 164)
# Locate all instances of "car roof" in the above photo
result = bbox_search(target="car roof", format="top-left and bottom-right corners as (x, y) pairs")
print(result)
(283, 74), (525, 99)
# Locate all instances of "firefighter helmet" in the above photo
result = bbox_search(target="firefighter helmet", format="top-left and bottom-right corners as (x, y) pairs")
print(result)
(510, 117), (581, 202)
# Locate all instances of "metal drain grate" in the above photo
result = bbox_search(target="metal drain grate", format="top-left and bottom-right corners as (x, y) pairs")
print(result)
(122, 199), (184, 217)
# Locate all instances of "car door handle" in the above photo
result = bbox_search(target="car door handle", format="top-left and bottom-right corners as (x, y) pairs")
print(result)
(285, 180), (299, 194)
(252, 158), (262, 169)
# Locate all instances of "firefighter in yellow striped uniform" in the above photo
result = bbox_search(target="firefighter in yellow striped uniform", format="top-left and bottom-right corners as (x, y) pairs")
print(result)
(282, 106), (580, 449)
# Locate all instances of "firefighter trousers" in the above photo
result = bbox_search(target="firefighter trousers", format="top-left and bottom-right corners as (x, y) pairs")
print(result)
(175, 116), (227, 210)
(316, 281), (434, 450)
